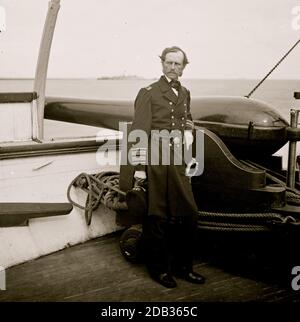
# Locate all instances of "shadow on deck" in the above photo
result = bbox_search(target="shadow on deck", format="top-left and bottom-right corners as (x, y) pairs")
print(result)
(0, 230), (300, 302)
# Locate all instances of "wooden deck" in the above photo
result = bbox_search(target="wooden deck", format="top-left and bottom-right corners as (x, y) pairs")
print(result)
(0, 230), (300, 302)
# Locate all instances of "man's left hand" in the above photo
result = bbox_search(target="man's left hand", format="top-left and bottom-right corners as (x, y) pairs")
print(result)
(184, 130), (194, 149)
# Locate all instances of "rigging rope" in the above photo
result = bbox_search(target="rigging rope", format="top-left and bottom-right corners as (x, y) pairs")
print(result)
(245, 39), (300, 98)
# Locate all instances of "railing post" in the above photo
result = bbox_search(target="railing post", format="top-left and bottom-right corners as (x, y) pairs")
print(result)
(33, 0), (60, 140)
(286, 109), (300, 188)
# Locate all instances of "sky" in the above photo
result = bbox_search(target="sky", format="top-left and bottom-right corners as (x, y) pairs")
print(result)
(0, 0), (300, 79)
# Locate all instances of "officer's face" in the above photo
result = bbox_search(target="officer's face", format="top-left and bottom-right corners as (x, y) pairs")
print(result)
(162, 51), (185, 80)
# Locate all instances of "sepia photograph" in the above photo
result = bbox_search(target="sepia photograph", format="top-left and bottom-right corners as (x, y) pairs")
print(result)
(0, 0), (300, 315)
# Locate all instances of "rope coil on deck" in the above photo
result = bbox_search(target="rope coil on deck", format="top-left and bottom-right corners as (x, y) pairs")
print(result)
(197, 223), (270, 232)
(200, 209), (300, 231)
(67, 171), (127, 225)
(286, 191), (300, 206)
(197, 211), (291, 232)
(198, 211), (284, 221)
(68, 171), (300, 231)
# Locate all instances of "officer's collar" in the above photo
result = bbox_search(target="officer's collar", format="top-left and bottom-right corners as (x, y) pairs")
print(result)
(158, 75), (178, 104)
(164, 75), (173, 83)
(159, 75), (187, 105)
(159, 75), (173, 93)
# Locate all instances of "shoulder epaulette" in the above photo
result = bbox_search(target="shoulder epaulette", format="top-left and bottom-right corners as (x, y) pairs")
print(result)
(145, 85), (152, 91)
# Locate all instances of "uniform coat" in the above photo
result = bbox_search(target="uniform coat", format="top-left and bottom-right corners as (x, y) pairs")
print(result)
(120, 75), (198, 219)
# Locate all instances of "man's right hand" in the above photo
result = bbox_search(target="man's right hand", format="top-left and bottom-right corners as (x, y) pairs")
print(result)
(134, 171), (147, 179)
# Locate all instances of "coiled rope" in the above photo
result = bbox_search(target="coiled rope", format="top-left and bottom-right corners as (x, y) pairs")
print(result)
(197, 211), (287, 232)
(67, 171), (127, 225)
(197, 223), (270, 232)
(198, 211), (284, 221)
(68, 171), (300, 231)
(286, 191), (300, 206)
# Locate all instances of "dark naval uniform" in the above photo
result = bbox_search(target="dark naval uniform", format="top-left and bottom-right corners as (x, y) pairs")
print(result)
(122, 75), (199, 276)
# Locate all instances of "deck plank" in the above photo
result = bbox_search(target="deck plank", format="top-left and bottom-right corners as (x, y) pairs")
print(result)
(0, 231), (300, 302)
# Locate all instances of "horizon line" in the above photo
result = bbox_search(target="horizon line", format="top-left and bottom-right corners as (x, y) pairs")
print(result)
(1, 77), (300, 81)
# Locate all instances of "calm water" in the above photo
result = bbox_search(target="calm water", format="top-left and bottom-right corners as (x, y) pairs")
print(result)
(1, 78), (300, 166)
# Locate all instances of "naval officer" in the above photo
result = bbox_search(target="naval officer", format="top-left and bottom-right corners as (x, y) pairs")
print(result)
(125, 46), (205, 288)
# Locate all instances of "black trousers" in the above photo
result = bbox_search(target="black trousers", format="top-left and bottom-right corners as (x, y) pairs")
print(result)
(142, 214), (198, 275)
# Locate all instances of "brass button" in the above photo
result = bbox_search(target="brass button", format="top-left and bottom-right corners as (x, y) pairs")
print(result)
(184, 103), (187, 106)
(172, 123), (175, 126)
(181, 117), (184, 120)
(181, 124), (184, 127)
(169, 102), (173, 105)
(171, 116), (174, 119)
(171, 109), (174, 112)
